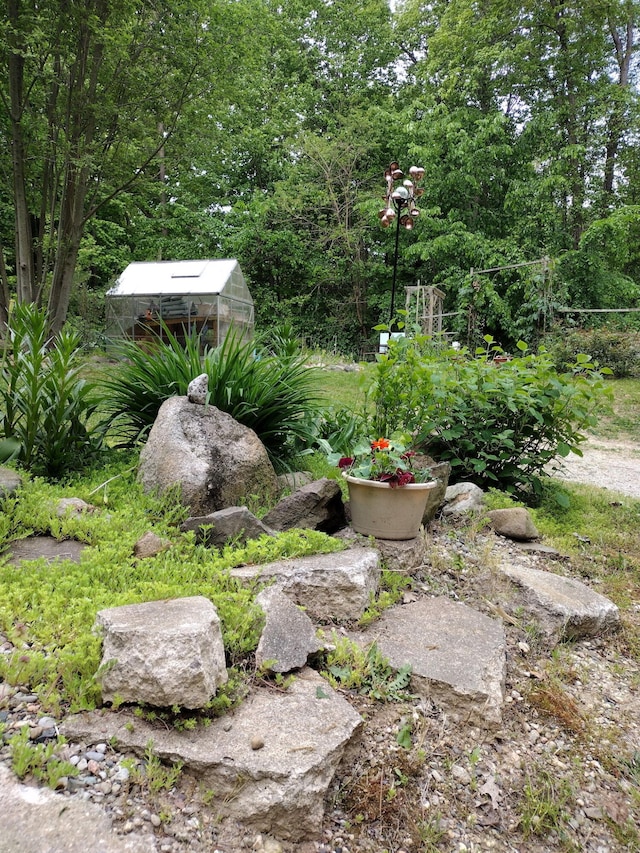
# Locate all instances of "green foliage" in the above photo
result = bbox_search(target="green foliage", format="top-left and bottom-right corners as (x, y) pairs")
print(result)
(98, 326), (321, 469)
(519, 765), (574, 839)
(371, 333), (612, 498)
(8, 727), (79, 788)
(359, 570), (410, 627)
(321, 634), (413, 701)
(545, 326), (640, 378)
(0, 464), (343, 712)
(0, 304), (103, 477)
(307, 405), (369, 458)
(124, 740), (183, 795)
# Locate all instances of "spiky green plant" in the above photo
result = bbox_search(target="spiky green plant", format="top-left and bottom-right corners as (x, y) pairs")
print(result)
(97, 325), (321, 468)
(0, 304), (102, 477)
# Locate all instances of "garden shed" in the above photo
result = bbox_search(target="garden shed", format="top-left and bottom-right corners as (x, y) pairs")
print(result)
(105, 259), (254, 349)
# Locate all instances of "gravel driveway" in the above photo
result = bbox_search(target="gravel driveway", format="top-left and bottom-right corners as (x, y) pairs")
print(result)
(550, 436), (640, 499)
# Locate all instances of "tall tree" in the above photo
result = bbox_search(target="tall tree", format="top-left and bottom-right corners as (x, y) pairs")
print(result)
(0, 0), (233, 333)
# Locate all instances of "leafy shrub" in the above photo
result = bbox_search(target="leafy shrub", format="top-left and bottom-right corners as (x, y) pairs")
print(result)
(97, 326), (321, 469)
(371, 334), (612, 498)
(0, 304), (102, 477)
(545, 326), (640, 378)
(306, 404), (368, 457)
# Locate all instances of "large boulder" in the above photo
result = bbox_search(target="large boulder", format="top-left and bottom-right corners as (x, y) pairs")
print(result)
(94, 596), (228, 709)
(138, 397), (278, 515)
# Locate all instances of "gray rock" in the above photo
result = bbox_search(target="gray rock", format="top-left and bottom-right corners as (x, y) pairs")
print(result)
(133, 531), (170, 559)
(181, 506), (276, 547)
(56, 497), (96, 517)
(231, 547), (381, 622)
(277, 471), (313, 491)
(442, 482), (485, 516)
(351, 597), (506, 728)
(262, 478), (346, 534)
(187, 372), (209, 404)
(138, 397), (278, 515)
(255, 587), (321, 672)
(488, 507), (539, 541)
(95, 596), (227, 709)
(62, 668), (362, 842)
(421, 461), (451, 522)
(515, 541), (566, 559)
(6, 535), (87, 566)
(0, 764), (154, 853)
(371, 535), (427, 573)
(499, 562), (620, 640)
(0, 466), (22, 500)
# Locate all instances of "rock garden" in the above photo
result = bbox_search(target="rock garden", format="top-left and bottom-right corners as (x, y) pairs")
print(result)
(1, 315), (639, 853)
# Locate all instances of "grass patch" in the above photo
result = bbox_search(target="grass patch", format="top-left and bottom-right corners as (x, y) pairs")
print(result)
(591, 377), (640, 442)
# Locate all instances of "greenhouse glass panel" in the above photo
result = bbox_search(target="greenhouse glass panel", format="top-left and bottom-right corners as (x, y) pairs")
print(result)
(105, 259), (254, 351)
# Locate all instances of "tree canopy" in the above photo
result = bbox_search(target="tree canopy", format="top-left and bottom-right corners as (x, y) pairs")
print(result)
(1, 0), (639, 349)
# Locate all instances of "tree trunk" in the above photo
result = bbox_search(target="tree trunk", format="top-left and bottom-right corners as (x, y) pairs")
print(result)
(7, 0), (37, 305)
(603, 18), (634, 199)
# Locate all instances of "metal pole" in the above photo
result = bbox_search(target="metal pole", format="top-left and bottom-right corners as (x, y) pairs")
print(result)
(389, 202), (401, 325)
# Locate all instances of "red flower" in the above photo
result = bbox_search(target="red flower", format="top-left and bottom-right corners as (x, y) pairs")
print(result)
(338, 456), (354, 469)
(371, 437), (390, 450)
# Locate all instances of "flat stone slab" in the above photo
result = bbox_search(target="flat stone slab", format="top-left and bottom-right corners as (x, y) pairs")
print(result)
(230, 547), (380, 622)
(351, 597), (506, 728)
(499, 563), (620, 640)
(372, 535), (427, 573)
(62, 668), (362, 841)
(6, 535), (87, 566)
(0, 765), (154, 853)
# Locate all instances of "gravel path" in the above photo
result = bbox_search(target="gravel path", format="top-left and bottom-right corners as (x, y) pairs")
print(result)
(550, 436), (640, 499)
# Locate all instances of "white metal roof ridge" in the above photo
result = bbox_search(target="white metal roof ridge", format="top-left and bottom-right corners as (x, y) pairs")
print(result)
(107, 259), (242, 296)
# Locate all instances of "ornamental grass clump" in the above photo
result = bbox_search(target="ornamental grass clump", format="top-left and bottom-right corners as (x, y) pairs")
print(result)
(97, 325), (321, 469)
(329, 436), (432, 487)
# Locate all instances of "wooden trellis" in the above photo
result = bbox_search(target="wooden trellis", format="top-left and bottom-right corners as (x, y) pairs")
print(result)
(405, 284), (446, 336)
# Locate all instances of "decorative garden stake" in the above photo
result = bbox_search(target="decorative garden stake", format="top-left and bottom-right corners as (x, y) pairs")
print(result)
(379, 162), (425, 324)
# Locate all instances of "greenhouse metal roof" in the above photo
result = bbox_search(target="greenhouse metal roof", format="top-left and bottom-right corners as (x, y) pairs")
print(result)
(107, 259), (244, 297)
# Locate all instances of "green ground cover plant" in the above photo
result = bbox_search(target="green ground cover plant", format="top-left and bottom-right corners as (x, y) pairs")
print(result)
(0, 460), (344, 713)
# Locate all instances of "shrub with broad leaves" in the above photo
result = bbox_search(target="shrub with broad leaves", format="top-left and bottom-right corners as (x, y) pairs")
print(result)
(371, 333), (612, 499)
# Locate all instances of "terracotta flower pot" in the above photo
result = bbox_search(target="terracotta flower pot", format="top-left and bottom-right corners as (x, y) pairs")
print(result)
(345, 475), (438, 540)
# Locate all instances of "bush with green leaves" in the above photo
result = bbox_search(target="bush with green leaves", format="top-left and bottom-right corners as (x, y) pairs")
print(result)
(97, 326), (321, 469)
(0, 304), (103, 478)
(545, 326), (640, 378)
(371, 334), (612, 498)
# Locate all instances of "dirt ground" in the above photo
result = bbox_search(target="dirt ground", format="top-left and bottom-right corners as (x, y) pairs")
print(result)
(549, 436), (640, 499)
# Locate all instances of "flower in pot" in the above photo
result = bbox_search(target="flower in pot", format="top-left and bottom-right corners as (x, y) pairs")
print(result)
(329, 437), (436, 540)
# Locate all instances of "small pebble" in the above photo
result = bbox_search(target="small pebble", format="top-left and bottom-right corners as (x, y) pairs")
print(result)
(251, 736), (265, 750)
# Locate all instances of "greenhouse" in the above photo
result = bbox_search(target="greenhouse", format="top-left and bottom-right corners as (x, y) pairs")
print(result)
(105, 259), (254, 350)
